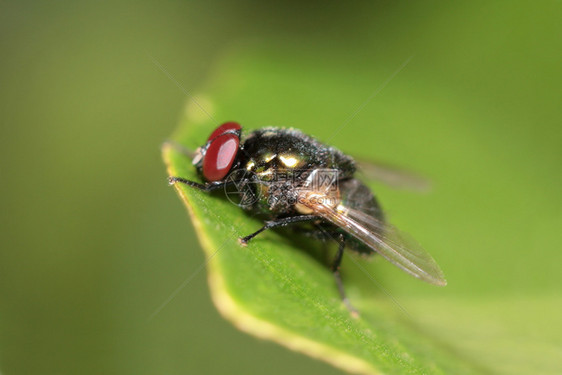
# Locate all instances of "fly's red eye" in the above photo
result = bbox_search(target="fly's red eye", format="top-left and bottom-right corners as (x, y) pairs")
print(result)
(207, 121), (241, 141)
(202, 133), (239, 181)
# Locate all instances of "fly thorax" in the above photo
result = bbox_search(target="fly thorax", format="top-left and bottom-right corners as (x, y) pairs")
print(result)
(265, 181), (299, 214)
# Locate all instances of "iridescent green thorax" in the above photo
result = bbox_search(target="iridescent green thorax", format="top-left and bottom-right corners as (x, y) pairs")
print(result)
(239, 127), (355, 178)
(234, 127), (357, 216)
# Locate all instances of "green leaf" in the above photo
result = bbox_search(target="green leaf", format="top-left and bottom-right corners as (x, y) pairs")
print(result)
(163, 141), (481, 375)
(163, 43), (561, 375)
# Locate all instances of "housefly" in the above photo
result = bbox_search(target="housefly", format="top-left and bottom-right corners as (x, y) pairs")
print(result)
(168, 122), (446, 312)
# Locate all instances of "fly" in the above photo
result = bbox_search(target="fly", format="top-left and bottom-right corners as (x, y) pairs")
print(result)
(168, 122), (446, 313)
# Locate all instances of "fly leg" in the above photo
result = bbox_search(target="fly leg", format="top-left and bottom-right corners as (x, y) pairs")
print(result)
(168, 176), (235, 192)
(239, 215), (322, 245)
(333, 233), (359, 317)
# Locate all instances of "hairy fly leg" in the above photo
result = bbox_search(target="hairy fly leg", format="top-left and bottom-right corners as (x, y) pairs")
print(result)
(169, 176), (236, 192)
(332, 233), (359, 317)
(239, 215), (322, 245)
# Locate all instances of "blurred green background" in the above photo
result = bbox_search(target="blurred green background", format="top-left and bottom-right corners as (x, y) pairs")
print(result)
(1, 1), (560, 375)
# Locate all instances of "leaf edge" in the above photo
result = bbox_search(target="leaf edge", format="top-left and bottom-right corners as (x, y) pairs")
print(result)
(162, 145), (382, 375)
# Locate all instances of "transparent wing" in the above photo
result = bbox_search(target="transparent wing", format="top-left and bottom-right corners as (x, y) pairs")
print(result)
(300, 191), (446, 286)
(356, 159), (431, 192)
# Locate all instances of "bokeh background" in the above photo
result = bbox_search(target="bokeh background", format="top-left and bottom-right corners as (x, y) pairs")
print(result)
(1, 1), (560, 375)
